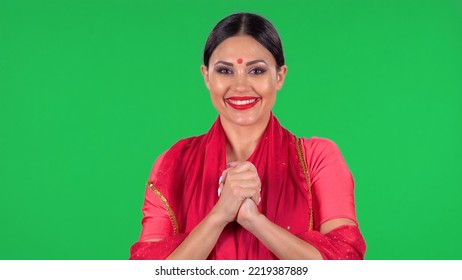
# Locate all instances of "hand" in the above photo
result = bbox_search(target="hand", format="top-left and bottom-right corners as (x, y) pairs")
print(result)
(213, 161), (261, 224)
(237, 197), (260, 230)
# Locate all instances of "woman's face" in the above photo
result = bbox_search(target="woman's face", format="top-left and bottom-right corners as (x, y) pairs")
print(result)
(201, 35), (287, 128)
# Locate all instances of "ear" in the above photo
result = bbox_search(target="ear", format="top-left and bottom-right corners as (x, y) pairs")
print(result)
(275, 65), (288, 91)
(201, 65), (211, 90)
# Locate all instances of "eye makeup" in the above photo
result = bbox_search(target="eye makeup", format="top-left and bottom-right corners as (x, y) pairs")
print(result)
(213, 60), (269, 75)
(249, 67), (267, 75)
(215, 67), (233, 74)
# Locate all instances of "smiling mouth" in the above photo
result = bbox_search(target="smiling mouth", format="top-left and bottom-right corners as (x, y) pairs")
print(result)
(225, 97), (261, 110)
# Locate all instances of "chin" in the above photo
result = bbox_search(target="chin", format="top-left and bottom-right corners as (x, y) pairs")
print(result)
(233, 119), (258, 127)
(225, 113), (265, 127)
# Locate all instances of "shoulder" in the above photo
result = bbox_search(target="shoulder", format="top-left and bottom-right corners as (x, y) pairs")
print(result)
(162, 134), (205, 156)
(299, 136), (353, 181)
(299, 136), (351, 173)
(301, 136), (337, 147)
(152, 134), (205, 166)
(147, 134), (205, 182)
(171, 135), (204, 149)
(299, 137), (357, 227)
(300, 136), (342, 157)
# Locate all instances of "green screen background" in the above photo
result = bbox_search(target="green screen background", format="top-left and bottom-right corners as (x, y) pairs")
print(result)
(1, 0), (461, 259)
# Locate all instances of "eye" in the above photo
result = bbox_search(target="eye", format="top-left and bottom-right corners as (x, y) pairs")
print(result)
(216, 67), (233, 75)
(249, 67), (267, 75)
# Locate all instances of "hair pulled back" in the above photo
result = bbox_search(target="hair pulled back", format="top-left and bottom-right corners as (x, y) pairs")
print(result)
(203, 13), (285, 68)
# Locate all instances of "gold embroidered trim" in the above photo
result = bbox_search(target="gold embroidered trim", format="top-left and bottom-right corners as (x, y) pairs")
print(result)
(148, 181), (179, 235)
(296, 137), (314, 231)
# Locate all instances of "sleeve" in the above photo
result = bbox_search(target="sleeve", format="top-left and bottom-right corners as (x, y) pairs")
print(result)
(297, 225), (366, 260)
(137, 152), (173, 241)
(303, 137), (358, 227)
(129, 152), (187, 260)
(129, 234), (187, 260)
(298, 137), (366, 260)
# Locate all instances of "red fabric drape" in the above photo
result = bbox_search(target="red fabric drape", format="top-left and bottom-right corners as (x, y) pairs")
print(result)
(129, 114), (366, 259)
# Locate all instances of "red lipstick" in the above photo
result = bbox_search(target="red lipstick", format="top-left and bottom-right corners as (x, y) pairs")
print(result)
(225, 96), (261, 110)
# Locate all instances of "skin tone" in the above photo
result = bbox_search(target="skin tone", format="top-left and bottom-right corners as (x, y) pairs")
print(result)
(146, 35), (356, 259)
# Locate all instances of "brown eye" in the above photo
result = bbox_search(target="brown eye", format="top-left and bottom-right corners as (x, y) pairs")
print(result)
(249, 68), (266, 75)
(216, 67), (233, 75)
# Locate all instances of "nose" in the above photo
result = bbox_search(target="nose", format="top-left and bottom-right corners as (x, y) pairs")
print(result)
(232, 74), (251, 93)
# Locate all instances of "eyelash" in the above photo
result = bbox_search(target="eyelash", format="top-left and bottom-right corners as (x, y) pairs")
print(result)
(216, 68), (233, 75)
(215, 67), (267, 75)
(249, 68), (266, 75)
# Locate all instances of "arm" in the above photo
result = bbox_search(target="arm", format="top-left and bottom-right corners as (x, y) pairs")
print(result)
(236, 137), (366, 260)
(238, 199), (323, 259)
(165, 208), (228, 259)
(166, 161), (261, 259)
(131, 181), (229, 260)
(238, 199), (355, 260)
(131, 184), (227, 259)
(131, 161), (261, 260)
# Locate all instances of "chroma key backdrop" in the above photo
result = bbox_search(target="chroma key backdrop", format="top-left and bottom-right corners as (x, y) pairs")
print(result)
(1, 0), (461, 259)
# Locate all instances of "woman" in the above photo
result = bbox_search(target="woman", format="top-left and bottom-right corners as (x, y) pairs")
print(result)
(130, 12), (366, 260)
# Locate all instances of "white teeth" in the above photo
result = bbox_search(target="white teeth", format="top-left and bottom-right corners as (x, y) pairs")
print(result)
(228, 98), (257, 105)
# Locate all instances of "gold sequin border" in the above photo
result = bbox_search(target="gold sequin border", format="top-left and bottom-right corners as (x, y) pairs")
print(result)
(148, 182), (179, 235)
(296, 137), (314, 231)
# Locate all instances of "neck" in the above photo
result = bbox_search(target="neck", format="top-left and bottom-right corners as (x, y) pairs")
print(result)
(220, 113), (271, 162)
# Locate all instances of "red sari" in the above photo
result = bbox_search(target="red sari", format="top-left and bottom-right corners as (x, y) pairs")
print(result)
(130, 114), (366, 259)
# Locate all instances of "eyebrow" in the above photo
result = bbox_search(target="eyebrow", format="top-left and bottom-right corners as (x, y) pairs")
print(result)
(246, 59), (267, 66)
(215, 60), (233, 66)
(214, 59), (268, 67)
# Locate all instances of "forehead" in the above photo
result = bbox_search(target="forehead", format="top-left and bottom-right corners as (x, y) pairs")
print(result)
(210, 35), (275, 63)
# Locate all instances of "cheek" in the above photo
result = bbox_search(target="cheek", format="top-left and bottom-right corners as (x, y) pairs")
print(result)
(209, 76), (230, 96)
(254, 77), (277, 96)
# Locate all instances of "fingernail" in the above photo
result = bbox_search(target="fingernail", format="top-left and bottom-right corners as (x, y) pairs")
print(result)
(258, 197), (261, 205)
(218, 187), (222, 197)
(218, 175), (223, 185)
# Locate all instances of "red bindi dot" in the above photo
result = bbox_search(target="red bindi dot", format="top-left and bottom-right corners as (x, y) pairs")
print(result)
(237, 58), (243, 64)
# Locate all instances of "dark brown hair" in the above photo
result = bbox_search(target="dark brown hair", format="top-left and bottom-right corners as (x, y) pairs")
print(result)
(203, 13), (285, 68)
